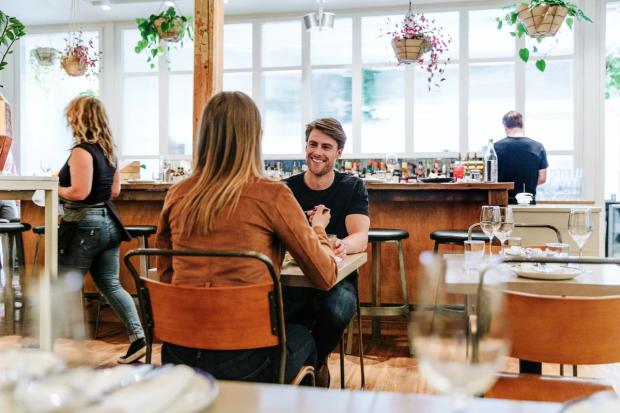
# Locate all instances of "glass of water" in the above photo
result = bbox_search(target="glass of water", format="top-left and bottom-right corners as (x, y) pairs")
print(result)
(494, 207), (514, 255)
(412, 252), (508, 412)
(480, 206), (500, 255)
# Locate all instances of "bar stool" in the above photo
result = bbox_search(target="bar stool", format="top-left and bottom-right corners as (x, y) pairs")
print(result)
(430, 230), (489, 253)
(0, 222), (31, 332)
(359, 228), (412, 354)
(32, 224), (158, 338)
(339, 278), (365, 390)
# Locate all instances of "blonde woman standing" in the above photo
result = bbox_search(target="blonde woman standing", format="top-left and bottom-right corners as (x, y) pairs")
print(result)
(58, 96), (145, 363)
(156, 91), (338, 383)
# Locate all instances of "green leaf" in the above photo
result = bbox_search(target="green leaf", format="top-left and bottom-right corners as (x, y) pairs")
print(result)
(566, 17), (574, 30)
(535, 59), (546, 72)
(517, 22), (527, 35)
(496, 18), (503, 30)
(533, 45), (538, 53)
(536, 37), (543, 43)
(6, 31), (14, 41)
(519, 48), (530, 63)
(151, 48), (158, 58)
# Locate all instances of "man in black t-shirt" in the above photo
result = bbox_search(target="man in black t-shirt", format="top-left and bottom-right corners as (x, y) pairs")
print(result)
(283, 118), (370, 387)
(494, 111), (548, 204)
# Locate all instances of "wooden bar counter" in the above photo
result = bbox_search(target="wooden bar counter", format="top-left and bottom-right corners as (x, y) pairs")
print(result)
(20, 181), (512, 305)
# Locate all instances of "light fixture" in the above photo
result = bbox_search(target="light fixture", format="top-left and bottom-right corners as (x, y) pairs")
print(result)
(100, 0), (111, 11)
(303, 0), (334, 32)
(164, 0), (175, 7)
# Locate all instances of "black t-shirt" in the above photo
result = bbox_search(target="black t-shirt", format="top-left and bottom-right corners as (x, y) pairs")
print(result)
(494, 137), (548, 203)
(284, 171), (369, 240)
(59, 142), (116, 205)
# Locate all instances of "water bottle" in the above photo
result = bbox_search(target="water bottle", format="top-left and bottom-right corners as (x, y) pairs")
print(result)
(484, 138), (498, 183)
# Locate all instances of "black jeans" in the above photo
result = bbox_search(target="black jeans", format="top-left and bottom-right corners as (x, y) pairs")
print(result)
(161, 323), (316, 384)
(283, 275), (358, 364)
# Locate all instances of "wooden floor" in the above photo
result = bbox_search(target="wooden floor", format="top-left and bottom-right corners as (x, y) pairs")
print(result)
(2, 306), (619, 393)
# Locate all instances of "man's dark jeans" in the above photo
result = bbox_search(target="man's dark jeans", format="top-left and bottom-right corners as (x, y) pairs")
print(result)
(161, 323), (316, 383)
(283, 274), (358, 364)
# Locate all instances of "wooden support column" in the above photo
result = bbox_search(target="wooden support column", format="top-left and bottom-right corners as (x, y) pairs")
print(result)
(193, 0), (224, 145)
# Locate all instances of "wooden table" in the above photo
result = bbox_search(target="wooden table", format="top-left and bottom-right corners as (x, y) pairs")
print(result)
(444, 256), (620, 297)
(209, 380), (561, 413)
(0, 176), (58, 349)
(281, 252), (367, 288)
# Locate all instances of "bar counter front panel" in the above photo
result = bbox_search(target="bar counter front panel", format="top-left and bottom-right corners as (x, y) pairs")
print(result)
(20, 181), (512, 306)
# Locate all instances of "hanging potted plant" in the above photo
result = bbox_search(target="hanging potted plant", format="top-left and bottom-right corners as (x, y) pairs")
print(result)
(31, 47), (60, 68)
(60, 31), (101, 77)
(135, 6), (193, 68)
(0, 10), (26, 88)
(386, 1), (451, 90)
(496, 1), (592, 72)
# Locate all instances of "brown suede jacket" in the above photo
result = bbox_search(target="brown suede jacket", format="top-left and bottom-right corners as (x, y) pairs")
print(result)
(156, 175), (337, 290)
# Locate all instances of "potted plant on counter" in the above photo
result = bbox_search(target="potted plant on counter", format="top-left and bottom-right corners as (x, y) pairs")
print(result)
(387, 0), (451, 90)
(60, 31), (101, 77)
(0, 10), (26, 87)
(496, 1), (591, 72)
(135, 6), (193, 69)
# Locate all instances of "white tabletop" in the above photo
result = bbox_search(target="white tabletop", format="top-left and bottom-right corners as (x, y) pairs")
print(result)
(209, 380), (561, 413)
(445, 255), (620, 297)
(281, 252), (367, 288)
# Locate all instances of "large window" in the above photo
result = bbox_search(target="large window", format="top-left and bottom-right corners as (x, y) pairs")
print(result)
(605, 1), (620, 199)
(20, 30), (100, 175)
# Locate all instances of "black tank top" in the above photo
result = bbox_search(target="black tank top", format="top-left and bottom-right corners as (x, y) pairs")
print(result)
(59, 143), (116, 205)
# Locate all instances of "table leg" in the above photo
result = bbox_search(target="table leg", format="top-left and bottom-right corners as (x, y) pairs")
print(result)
(41, 188), (58, 350)
(371, 242), (381, 340)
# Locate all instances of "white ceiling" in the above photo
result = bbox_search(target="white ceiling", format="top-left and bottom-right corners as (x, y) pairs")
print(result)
(1, 0), (473, 26)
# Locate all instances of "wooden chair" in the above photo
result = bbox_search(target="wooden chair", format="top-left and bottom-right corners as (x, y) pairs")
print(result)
(124, 248), (315, 385)
(485, 289), (620, 402)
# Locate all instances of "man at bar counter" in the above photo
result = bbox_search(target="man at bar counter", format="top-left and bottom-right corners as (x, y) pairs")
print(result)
(283, 118), (370, 387)
(494, 111), (548, 204)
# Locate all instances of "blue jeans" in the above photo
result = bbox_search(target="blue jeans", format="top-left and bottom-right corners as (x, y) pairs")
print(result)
(58, 208), (144, 341)
(284, 274), (358, 364)
(161, 323), (316, 383)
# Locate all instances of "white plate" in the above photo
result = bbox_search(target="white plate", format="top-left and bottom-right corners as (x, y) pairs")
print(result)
(514, 264), (582, 280)
(561, 391), (620, 413)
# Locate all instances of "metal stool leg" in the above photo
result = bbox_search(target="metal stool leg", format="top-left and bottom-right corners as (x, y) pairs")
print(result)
(1, 234), (15, 333)
(340, 334), (346, 389)
(138, 236), (148, 278)
(397, 240), (413, 355)
(94, 294), (103, 339)
(371, 241), (381, 340)
(345, 318), (354, 355)
(356, 283), (365, 390)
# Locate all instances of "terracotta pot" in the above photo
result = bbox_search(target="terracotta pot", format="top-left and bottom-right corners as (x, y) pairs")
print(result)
(516, 3), (568, 38)
(154, 16), (185, 43)
(61, 54), (87, 77)
(391, 37), (429, 64)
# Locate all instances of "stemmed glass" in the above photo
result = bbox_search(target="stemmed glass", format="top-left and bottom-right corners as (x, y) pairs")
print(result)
(385, 153), (398, 181)
(568, 208), (592, 261)
(412, 253), (508, 412)
(39, 159), (52, 176)
(480, 206), (500, 255)
(493, 207), (514, 255)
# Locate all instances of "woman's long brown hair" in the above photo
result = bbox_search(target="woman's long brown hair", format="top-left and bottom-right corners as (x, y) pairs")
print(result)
(176, 91), (264, 234)
(65, 96), (116, 166)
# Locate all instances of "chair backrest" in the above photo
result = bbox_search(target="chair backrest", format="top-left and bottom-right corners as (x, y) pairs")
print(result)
(504, 290), (620, 365)
(124, 248), (286, 380)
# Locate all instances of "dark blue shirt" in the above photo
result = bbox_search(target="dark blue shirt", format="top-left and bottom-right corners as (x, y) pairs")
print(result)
(494, 137), (548, 203)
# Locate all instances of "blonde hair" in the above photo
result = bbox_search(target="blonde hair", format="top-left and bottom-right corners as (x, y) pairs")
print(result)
(177, 91), (264, 234)
(65, 96), (116, 166)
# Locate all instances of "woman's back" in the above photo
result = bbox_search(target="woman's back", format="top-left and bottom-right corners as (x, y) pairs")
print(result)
(157, 175), (336, 289)
(58, 142), (115, 204)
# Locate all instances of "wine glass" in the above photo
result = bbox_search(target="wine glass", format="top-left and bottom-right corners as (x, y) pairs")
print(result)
(480, 206), (500, 255)
(385, 153), (398, 181)
(412, 252), (508, 412)
(568, 208), (592, 261)
(39, 159), (52, 176)
(493, 207), (514, 255)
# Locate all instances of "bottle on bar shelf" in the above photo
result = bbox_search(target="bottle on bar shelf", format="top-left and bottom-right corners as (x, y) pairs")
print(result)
(484, 139), (498, 183)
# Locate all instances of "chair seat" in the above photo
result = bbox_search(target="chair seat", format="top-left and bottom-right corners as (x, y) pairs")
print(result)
(125, 225), (157, 237)
(368, 228), (409, 242)
(32, 225), (45, 235)
(0, 223), (31, 234)
(430, 230), (488, 243)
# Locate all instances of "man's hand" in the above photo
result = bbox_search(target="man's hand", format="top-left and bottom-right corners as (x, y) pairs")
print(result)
(331, 238), (346, 259)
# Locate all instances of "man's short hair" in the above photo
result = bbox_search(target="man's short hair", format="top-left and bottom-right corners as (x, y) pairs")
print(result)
(305, 118), (347, 150)
(502, 111), (524, 129)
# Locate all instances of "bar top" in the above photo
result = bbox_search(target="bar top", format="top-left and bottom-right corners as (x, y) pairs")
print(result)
(364, 182), (514, 190)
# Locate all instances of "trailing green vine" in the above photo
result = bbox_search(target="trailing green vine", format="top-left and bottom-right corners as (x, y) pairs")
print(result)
(496, 1), (591, 72)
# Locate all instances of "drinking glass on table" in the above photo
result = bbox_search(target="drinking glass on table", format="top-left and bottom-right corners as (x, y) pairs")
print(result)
(463, 240), (485, 273)
(568, 208), (592, 267)
(386, 153), (398, 176)
(493, 207), (514, 255)
(412, 253), (508, 412)
(480, 206), (500, 255)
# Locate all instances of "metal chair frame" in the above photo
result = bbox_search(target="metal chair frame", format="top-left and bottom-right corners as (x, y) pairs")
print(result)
(125, 248), (311, 385)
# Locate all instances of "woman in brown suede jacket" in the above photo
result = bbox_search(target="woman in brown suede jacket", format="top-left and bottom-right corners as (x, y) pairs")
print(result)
(156, 91), (338, 383)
